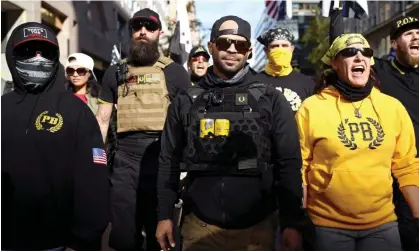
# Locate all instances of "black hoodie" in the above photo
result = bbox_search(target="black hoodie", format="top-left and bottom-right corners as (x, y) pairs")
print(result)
(1, 22), (109, 250)
(157, 66), (304, 230)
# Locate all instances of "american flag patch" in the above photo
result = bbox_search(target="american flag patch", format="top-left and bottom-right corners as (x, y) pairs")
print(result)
(92, 148), (107, 165)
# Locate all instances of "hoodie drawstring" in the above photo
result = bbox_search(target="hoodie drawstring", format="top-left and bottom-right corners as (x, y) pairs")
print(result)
(16, 90), (28, 104)
(25, 94), (41, 134)
(369, 94), (383, 127)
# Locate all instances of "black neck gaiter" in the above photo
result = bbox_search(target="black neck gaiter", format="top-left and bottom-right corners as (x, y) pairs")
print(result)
(332, 78), (373, 102)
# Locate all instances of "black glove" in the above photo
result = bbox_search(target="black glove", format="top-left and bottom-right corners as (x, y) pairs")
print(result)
(415, 218), (419, 245)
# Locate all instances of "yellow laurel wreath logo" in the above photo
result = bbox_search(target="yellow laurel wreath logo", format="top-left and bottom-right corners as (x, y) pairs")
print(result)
(34, 111), (64, 133)
(35, 111), (48, 131)
(48, 113), (63, 133)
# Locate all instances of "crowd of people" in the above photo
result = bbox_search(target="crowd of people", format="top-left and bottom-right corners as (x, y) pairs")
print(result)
(1, 5), (419, 251)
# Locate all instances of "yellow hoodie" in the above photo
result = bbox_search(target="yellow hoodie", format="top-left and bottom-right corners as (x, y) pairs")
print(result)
(296, 86), (419, 230)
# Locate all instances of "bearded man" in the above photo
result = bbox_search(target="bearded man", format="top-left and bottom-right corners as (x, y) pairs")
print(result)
(96, 8), (190, 251)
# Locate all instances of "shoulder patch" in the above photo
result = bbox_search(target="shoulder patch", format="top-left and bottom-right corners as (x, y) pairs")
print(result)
(93, 148), (107, 165)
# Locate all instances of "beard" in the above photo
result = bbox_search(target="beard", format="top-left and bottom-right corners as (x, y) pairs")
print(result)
(129, 37), (160, 66)
(396, 44), (419, 67)
(212, 53), (247, 78)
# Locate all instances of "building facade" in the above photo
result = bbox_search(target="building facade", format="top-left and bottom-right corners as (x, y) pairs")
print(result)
(1, 0), (132, 93)
(344, 1), (419, 58)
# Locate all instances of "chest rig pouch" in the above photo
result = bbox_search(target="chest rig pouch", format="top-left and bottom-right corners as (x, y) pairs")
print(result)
(181, 83), (272, 176)
(116, 56), (172, 133)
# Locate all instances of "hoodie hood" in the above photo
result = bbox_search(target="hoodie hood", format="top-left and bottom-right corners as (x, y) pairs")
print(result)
(5, 22), (64, 95)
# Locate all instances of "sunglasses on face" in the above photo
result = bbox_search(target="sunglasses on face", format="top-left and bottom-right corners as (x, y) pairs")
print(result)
(214, 38), (251, 54)
(66, 68), (88, 76)
(131, 20), (159, 32)
(13, 41), (58, 61)
(191, 55), (209, 62)
(338, 47), (374, 58)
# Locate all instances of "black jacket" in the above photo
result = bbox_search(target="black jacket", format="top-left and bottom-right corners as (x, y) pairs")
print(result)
(157, 67), (304, 229)
(1, 22), (109, 250)
(374, 58), (419, 157)
(255, 70), (315, 114)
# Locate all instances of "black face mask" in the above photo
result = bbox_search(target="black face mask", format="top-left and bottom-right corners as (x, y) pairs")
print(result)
(333, 78), (373, 102)
(15, 56), (56, 91)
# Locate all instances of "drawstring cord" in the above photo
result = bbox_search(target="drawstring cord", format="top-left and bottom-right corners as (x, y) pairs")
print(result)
(25, 94), (41, 134)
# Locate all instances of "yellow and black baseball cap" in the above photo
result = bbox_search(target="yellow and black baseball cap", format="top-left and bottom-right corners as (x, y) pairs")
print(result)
(189, 46), (210, 60)
(390, 16), (419, 40)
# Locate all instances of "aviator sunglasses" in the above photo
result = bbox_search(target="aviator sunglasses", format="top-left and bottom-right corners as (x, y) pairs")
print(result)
(13, 40), (58, 61)
(66, 68), (88, 76)
(338, 47), (374, 58)
(131, 20), (159, 32)
(214, 37), (251, 54)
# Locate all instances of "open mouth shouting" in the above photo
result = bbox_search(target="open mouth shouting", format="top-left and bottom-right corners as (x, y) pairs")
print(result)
(351, 65), (365, 77)
(409, 44), (419, 55)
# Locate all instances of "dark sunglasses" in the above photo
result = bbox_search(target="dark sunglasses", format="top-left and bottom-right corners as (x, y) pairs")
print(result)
(131, 20), (159, 32)
(66, 68), (88, 76)
(338, 47), (374, 58)
(214, 38), (251, 54)
(13, 41), (58, 61)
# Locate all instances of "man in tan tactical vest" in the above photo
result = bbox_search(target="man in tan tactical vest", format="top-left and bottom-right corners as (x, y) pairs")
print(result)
(96, 8), (191, 251)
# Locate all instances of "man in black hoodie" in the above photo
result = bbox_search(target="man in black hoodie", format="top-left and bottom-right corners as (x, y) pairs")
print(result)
(156, 16), (306, 251)
(1, 22), (109, 251)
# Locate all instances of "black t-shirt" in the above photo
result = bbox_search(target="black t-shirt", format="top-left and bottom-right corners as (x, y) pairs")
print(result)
(255, 70), (315, 113)
(99, 61), (191, 104)
(374, 58), (419, 157)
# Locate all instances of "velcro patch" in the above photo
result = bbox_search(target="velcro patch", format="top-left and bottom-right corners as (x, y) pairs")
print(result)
(235, 93), (248, 105)
(24, 27), (48, 38)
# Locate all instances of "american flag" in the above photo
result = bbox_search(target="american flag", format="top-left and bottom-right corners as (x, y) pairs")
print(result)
(110, 44), (121, 66)
(265, 0), (281, 20)
(93, 148), (107, 165)
(265, 0), (290, 21)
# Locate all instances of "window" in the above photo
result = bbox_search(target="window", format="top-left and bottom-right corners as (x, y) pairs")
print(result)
(41, 2), (66, 34)
(1, 2), (24, 51)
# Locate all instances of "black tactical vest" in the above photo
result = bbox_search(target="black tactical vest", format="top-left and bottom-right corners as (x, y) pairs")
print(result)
(180, 83), (271, 176)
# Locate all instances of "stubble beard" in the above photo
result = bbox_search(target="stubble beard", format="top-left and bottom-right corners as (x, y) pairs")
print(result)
(397, 44), (419, 67)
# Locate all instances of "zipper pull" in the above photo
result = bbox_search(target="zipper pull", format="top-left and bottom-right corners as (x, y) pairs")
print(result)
(25, 129), (28, 134)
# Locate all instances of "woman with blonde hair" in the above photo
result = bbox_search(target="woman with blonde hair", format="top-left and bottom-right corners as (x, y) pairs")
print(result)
(296, 34), (419, 251)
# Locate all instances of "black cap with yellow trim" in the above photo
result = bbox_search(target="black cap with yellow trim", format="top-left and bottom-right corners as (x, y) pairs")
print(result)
(189, 46), (210, 60)
(390, 16), (419, 40)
